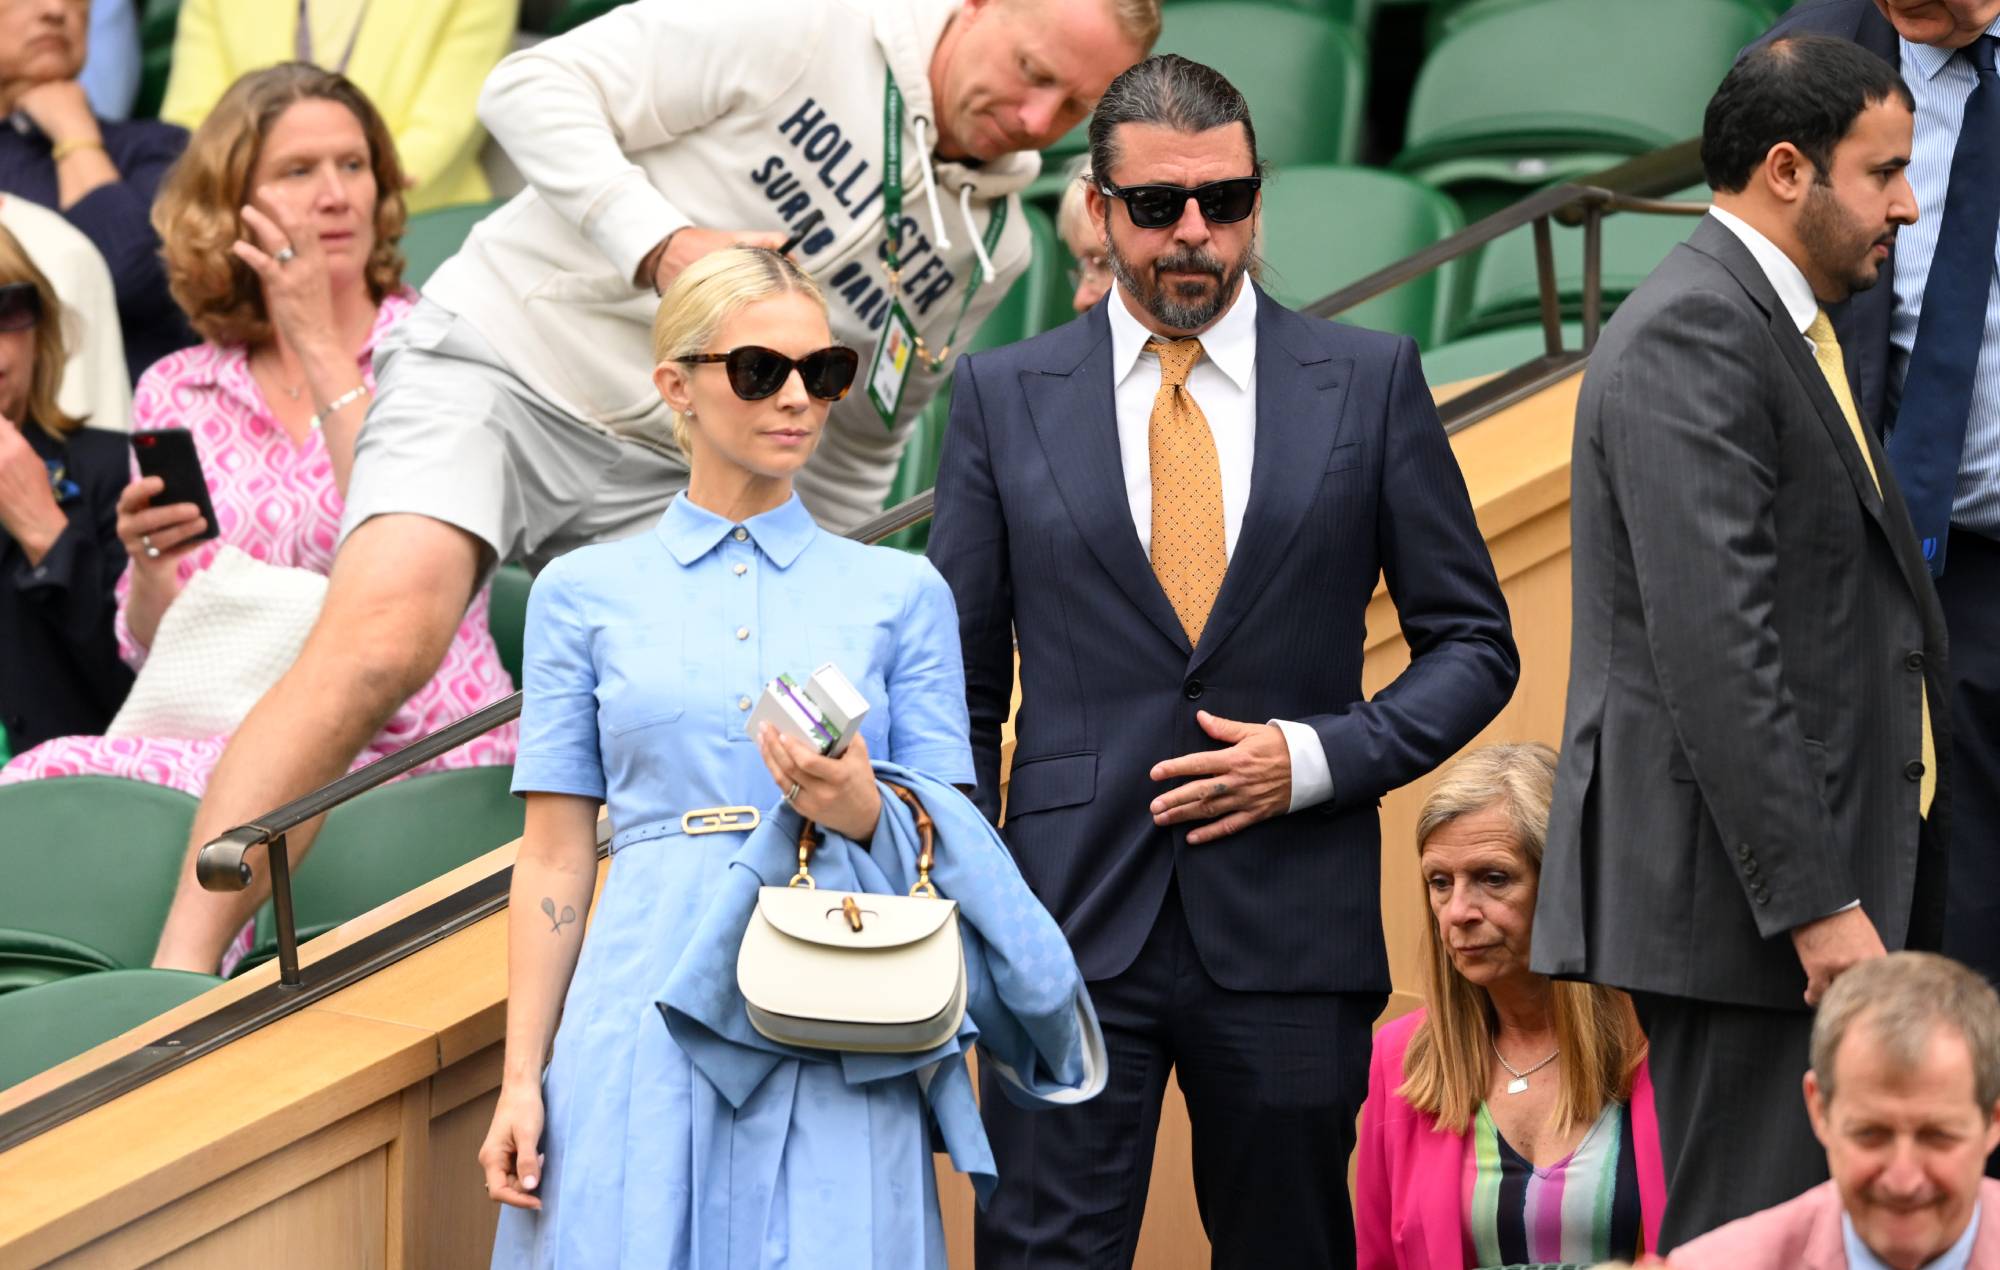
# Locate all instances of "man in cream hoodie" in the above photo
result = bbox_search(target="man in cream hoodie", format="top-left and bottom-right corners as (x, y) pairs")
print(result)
(149, 0), (1154, 974)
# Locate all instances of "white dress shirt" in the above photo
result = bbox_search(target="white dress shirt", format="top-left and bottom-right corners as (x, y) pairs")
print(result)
(1104, 281), (1334, 811)
(1843, 1204), (1980, 1270)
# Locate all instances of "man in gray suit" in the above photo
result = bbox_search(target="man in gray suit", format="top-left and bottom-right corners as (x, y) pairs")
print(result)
(1532, 36), (1951, 1250)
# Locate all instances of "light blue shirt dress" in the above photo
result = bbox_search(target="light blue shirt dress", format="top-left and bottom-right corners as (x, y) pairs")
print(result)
(489, 493), (976, 1268)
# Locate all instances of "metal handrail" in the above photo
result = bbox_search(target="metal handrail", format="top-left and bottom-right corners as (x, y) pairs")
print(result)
(0, 137), (1711, 1155)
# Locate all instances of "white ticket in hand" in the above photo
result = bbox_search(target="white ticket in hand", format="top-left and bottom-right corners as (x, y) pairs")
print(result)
(748, 663), (870, 757)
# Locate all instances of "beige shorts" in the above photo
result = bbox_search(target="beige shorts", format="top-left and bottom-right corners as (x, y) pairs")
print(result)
(341, 298), (686, 572)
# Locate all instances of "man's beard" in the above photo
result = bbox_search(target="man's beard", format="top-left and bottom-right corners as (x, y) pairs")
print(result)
(1798, 180), (1893, 300)
(1107, 232), (1254, 332)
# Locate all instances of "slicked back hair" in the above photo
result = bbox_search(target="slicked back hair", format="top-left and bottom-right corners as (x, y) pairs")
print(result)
(1087, 54), (1262, 190)
(1702, 35), (1913, 193)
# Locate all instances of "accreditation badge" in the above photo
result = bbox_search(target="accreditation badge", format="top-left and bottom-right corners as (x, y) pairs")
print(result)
(866, 302), (919, 430)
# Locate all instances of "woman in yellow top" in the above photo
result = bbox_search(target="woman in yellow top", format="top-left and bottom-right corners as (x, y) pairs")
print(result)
(159, 0), (517, 214)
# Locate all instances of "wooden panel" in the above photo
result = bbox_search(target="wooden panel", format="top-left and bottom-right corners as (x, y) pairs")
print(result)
(425, 1089), (503, 1270)
(0, 1010), (435, 1266)
(41, 1100), (398, 1268)
(144, 1148), (387, 1270)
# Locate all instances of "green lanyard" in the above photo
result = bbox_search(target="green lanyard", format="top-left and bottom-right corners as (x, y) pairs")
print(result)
(882, 72), (1009, 371)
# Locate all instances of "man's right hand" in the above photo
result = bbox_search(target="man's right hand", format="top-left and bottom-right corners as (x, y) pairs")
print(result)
(1790, 906), (1886, 1007)
(642, 227), (790, 294)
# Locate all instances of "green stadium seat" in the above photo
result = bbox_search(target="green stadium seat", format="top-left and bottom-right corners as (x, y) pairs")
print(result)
(238, 766), (523, 972)
(1456, 190), (1706, 336)
(131, 0), (180, 119)
(0, 969), (221, 1091)
(488, 565), (533, 690)
(547, 0), (630, 34)
(1029, 0), (1369, 202)
(1396, 0), (1761, 216)
(881, 204), (1068, 553)
(399, 200), (505, 290)
(1257, 165), (1464, 347)
(1420, 320), (1584, 388)
(0, 777), (200, 990)
(1427, 0), (1791, 46)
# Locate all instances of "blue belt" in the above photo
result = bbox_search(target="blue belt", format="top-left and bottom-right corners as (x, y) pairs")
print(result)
(610, 805), (763, 853)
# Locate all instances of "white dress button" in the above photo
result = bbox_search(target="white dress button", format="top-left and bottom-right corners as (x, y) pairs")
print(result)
(732, 527), (748, 542)
(736, 627), (750, 640)
(733, 563), (747, 576)
(738, 695), (752, 710)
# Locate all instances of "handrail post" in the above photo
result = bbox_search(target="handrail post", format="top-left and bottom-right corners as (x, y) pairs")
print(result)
(1582, 204), (1605, 352)
(1532, 215), (1562, 357)
(267, 833), (302, 988)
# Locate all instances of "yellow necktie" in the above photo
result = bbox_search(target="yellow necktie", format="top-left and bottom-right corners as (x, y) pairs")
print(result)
(1807, 311), (1935, 817)
(1146, 337), (1228, 646)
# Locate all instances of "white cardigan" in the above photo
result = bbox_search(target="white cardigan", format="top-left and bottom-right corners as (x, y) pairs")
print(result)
(426, 0), (1037, 531)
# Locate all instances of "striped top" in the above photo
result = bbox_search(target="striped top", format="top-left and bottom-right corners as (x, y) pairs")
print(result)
(1463, 1099), (1642, 1268)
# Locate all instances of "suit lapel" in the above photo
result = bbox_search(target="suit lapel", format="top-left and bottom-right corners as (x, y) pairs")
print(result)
(1022, 307), (1192, 654)
(1190, 292), (1350, 672)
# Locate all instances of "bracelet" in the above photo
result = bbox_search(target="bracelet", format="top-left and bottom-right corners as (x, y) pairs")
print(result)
(51, 137), (106, 163)
(308, 383), (371, 430)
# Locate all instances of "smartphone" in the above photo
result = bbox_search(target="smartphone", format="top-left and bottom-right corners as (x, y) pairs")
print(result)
(130, 429), (221, 544)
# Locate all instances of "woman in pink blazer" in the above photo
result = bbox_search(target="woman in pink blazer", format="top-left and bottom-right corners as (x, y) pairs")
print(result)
(1356, 745), (1666, 1269)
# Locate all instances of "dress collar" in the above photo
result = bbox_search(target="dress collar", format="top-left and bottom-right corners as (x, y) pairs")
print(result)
(1843, 1201), (1980, 1270)
(1707, 206), (1819, 336)
(654, 491), (817, 568)
(1107, 273), (1259, 392)
(1901, 19), (2000, 83)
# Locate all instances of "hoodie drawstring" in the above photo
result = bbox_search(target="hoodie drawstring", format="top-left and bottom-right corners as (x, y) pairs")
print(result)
(958, 183), (995, 286)
(909, 115), (954, 253)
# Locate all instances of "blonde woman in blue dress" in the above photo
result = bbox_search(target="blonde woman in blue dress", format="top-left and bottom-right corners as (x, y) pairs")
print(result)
(478, 247), (976, 1266)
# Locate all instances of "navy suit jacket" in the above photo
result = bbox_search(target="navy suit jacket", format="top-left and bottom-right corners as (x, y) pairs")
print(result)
(927, 287), (1519, 995)
(1757, 0), (1903, 434)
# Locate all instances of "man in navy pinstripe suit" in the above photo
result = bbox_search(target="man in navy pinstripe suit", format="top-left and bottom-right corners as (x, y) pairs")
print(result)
(927, 55), (1518, 1270)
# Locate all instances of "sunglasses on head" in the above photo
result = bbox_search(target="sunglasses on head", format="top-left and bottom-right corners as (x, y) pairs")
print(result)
(678, 345), (860, 402)
(1098, 177), (1262, 231)
(0, 283), (43, 334)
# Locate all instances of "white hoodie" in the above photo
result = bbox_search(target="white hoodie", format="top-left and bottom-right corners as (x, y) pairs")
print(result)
(425, 0), (1037, 531)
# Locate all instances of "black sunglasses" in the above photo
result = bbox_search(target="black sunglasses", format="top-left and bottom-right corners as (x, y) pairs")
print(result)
(1098, 177), (1262, 230)
(0, 283), (43, 334)
(679, 345), (860, 402)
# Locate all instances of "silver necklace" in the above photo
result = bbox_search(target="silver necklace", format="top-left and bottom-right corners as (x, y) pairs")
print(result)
(1490, 1033), (1560, 1095)
(255, 348), (304, 401)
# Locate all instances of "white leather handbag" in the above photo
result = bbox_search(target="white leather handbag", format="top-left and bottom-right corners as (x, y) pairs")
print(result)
(736, 784), (967, 1054)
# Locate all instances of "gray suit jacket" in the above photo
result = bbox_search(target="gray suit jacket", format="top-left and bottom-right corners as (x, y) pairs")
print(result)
(1532, 217), (1951, 1011)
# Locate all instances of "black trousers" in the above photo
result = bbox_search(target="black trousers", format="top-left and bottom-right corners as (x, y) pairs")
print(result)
(1630, 993), (1826, 1253)
(973, 878), (1383, 1270)
(1939, 526), (2000, 986)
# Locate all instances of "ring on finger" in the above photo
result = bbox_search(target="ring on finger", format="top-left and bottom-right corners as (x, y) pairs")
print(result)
(140, 533), (161, 560)
(786, 782), (803, 805)
(274, 244), (297, 265)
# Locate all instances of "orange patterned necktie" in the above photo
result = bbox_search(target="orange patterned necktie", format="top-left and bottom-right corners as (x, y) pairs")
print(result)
(1146, 337), (1228, 645)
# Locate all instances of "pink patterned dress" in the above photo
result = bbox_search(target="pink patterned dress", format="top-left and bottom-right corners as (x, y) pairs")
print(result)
(0, 291), (518, 796)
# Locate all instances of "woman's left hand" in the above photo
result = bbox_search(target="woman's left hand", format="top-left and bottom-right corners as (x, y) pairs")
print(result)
(758, 725), (881, 843)
(231, 191), (338, 358)
(0, 413), (67, 562)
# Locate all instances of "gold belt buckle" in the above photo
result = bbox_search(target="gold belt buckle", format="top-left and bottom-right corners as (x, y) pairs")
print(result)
(681, 805), (762, 836)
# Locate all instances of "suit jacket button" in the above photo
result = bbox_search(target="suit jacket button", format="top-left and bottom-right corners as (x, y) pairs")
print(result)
(1906, 651), (1925, 671)
(1754, 888), (1771, 905)
(1184, 679), (1204, 700)
(1738, 845), (1753, 862)
(1745, 860), (1760, 878)
(1906, 760), (1926, 782)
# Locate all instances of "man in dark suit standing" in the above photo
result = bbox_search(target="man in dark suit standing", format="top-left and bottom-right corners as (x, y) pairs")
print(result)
(928, 54), (1518, 1270)
(1532, 37), (1950, 1250)
(1760, 0), (2000, 996)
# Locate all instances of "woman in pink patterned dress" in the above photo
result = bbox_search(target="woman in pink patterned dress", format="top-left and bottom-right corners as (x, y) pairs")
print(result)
(2, 64), (516, 806)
